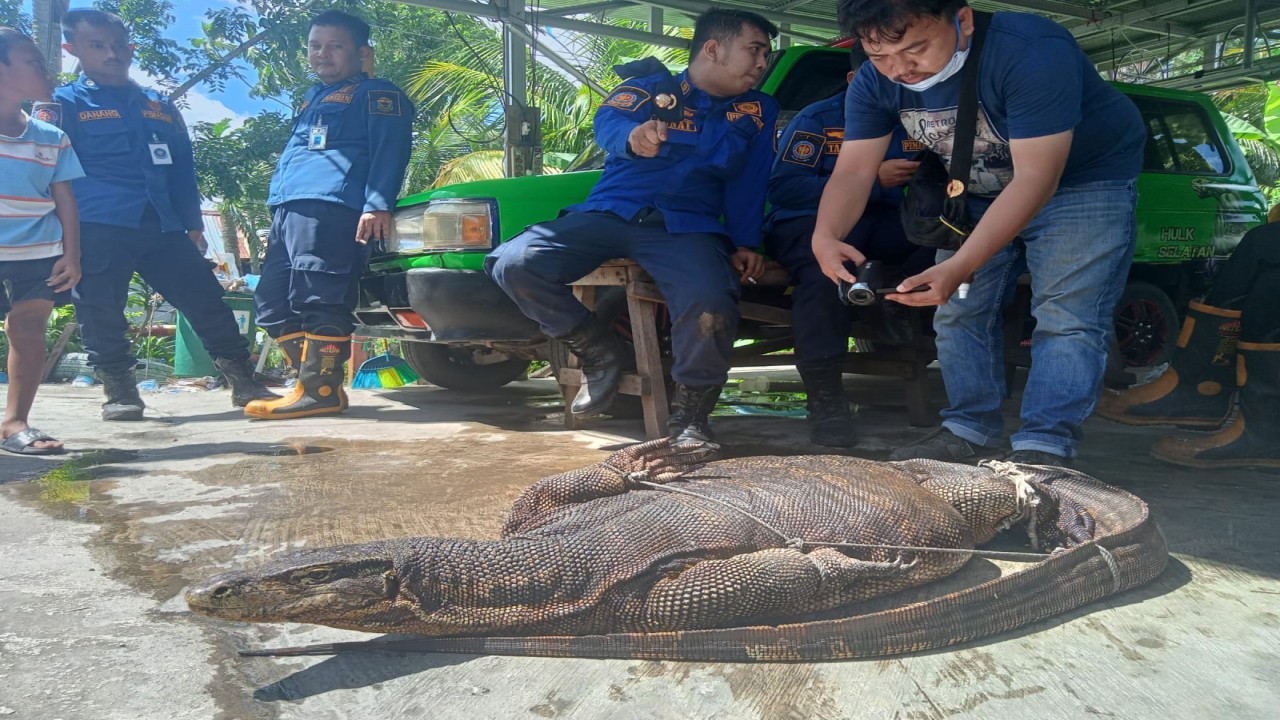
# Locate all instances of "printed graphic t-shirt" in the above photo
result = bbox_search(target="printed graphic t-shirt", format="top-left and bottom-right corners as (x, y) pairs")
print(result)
(844, 12), (1144, 197)
(0, 115), (84, 260)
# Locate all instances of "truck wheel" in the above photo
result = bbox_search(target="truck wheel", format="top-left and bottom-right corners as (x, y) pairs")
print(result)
(403, 343), (531, 391)
(1113, 281), (1180, 368)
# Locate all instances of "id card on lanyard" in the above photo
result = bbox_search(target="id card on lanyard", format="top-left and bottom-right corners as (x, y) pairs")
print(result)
(308, 124), (328, 150)
(148, 134), (172, 165)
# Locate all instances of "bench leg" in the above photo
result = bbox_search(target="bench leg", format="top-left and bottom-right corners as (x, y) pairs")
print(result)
(627, 290), (669, 439)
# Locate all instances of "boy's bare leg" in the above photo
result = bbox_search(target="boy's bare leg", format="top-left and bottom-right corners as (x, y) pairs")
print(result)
(2, 299), (61, 451)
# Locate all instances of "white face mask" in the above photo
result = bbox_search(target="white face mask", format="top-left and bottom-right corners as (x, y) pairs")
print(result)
(895, 15), (970, 92)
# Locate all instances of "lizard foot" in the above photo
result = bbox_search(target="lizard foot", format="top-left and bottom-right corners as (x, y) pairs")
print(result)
(603, 436), (720, 486)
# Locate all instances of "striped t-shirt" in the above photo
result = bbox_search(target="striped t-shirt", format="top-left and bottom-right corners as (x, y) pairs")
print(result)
(0, 114), (84, 261)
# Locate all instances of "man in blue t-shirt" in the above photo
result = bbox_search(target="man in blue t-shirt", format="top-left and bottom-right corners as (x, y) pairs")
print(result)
(813, 0), (1144, 465)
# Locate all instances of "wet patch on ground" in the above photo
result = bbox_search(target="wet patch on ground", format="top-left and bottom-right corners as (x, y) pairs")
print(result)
(6, 432), (608, 608)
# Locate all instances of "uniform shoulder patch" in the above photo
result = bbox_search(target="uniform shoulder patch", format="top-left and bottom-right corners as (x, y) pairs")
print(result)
(602, 85), (650, 111)
(368, 89), (403, 116)
(782, 130), (825, 167)
(31, 102), (61, 127)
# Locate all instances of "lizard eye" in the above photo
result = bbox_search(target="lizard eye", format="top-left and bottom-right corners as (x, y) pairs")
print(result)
(299, 568), (333, 584)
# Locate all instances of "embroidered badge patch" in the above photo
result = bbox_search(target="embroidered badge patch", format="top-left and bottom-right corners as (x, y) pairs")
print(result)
(902, 138), (926, 154)
(732, 101), (762, 117)
(31, 102), (60, 126)
(782, 130), (825, 167)
(368, 90), (402, 116)
(824, 127), (844, 155)
(602, 86), (650, 111)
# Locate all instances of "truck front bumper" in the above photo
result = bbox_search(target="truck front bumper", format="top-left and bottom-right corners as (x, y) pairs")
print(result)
(356, 267), (545, 343)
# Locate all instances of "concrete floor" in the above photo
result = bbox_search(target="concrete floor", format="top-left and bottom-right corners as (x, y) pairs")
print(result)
(0, 370), (1277, 720)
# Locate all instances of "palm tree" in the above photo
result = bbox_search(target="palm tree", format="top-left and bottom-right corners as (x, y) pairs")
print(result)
(405, 21), (692, 185)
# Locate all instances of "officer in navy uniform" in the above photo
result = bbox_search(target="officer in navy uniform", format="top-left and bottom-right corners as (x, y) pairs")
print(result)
(486, 8), (779, 448)
(764, 45), (936, 447)
(245, 10), (413, 420)
(56, 9), (275, 421)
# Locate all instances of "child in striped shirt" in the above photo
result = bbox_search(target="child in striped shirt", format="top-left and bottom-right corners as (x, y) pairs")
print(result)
(0, 27), (83, 455)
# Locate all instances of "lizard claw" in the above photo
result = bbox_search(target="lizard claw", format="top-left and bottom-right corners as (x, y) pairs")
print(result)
(605, 437), (719, 486)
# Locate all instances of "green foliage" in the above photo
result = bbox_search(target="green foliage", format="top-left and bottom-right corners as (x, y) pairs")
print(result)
(0, 0), (30, 34)
(192, 112), (292, 268)
(407, 21), (691, 185)
(1218, 82), (1280, 192)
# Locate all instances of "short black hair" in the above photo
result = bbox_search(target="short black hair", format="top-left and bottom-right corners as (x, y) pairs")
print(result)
(61, 8), (129, 43)
(690, 8), (778, 60)
(310, 10), (371, 48)
(0, 26), (33, 65)
(838, 0), (967, 43)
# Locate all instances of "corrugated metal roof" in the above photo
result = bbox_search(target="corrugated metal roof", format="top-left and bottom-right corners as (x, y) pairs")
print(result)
(515, 0), (1278, 89)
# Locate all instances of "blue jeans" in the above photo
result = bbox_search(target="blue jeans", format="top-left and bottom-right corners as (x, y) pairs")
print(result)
(935, 179), (1137, 458)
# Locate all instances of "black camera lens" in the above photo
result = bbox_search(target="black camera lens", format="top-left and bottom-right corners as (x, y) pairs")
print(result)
(845, 281), (878, 306)
(838, 260), (887, 306)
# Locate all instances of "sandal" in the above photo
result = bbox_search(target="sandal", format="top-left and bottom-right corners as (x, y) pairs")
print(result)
(0, 427), (66, 455)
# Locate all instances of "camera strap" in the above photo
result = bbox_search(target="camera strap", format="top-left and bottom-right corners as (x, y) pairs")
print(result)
(945, 12), (991, 203)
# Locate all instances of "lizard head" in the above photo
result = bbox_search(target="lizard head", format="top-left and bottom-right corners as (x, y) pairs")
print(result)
(185, 541), (423, 632)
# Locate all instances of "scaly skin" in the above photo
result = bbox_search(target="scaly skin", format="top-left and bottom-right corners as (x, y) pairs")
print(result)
(187, 438), (1168, 660)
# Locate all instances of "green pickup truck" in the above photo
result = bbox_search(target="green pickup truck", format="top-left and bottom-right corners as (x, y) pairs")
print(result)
(354, 45), (1269, 391)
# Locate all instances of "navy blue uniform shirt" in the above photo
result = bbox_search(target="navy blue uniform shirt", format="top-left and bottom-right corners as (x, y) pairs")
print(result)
(268, 73), (414, 213)
(767, 92), (918, 227)
(53, 76), (201, 232)
(569, 69), (779, 248)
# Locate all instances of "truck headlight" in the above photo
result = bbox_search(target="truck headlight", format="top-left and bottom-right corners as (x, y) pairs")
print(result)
(391, 199), (498, 253)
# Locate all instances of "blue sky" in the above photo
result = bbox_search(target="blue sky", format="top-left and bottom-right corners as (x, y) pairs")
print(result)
(33, 0), (273, 124)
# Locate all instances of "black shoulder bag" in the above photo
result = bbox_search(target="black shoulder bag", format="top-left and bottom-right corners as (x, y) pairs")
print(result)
(900, 12), (991, 251)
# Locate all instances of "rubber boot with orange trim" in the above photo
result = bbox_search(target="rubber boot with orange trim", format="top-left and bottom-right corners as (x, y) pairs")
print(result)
(1151, 341), (1280, 469)
(1095, 300), (1240, 428)
(274, 331), (304, 370)
(244, 333), (350, 420)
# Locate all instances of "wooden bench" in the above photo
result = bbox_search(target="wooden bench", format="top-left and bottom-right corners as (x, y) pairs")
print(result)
(553, 259), (938, 439)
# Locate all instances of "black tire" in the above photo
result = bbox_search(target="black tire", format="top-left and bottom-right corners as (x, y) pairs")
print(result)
(402, 343), (531, 391)
(1113, 281), (1180, 369)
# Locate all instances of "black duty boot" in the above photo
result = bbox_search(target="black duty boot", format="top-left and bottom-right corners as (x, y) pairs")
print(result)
(1096, 300), (1240, 428)
(96, 367), (145, 421)
(667, 384), (723, 448)
(274, 331), (305, 371)
(244, 333), (350, 420)
(1151, 340), (1280, 469)
(797, 357), (855, 447)
(558, 313), (627, 417)
(213, 356), (279, 407)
